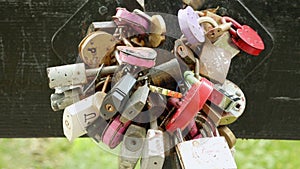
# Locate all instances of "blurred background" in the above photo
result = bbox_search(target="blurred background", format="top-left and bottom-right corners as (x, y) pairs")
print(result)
(0, 138), (299, 169)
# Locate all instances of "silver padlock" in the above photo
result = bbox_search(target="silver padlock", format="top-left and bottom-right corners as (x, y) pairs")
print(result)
(100, 73), (137, 120)
(62, 91), (106, 142)
(120, 83), (150, 123)
(119, 124), (146, 169)
(175, 128), (237, 169)
(50, 87), (82, 111)
(87, 21), (117, 35)
(140, 118), (165, 169)
(213, 31), (240, 59)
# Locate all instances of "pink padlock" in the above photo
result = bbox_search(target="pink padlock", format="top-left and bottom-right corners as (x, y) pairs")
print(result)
(116, 46), (157, 68)
(102, 115), (131, 149)
(113, 8), (149, 35)
(222, 16), (265, 56)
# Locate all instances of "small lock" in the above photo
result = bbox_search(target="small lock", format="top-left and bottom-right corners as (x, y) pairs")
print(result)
(62, 91), (106, 142)
(99, 73), (137, 120)
(148, 15), (166, 48)
(165, 71), (213, 132)
(102, 115), (131, 149)
(119, 124), (146, 169)
(116, 46), (157, 68)
(87, 21), (117, 35)
(78, 31), (117, 68)
(178, 6), (205, 45)
(50, 87), (82, 111)
(120, 83), (150, 123)
(198, 16), (232, 42)
(173, 39), (196, 66)
(222, 16), (265, 56)
(113, 7), (149, 35)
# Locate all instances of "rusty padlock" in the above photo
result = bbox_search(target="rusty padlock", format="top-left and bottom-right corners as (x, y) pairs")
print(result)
(222, 16), (265, 56)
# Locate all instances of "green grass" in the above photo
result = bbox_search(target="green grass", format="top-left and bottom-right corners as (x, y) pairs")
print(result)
(0, 138), (299, 169)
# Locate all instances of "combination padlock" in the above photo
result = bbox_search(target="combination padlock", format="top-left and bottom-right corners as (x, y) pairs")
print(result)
(178, 6), (205, 45)
(120, 83), (150, 123)
(140, 118), (165, 169)
(62, 91), (106, 142)
(102, 115), (131, 149)
(119, 124), (146, 169)
(116, 46), (157, 68)
(78, 31), (118, 68)
(100, 73), (136, 120)
(222, 16), (265, 56)
(113, 7), (149, 35)
(165, 71), (213, 132)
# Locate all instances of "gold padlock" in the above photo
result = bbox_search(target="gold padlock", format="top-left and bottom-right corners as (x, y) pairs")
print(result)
(79, 31), (118, 68)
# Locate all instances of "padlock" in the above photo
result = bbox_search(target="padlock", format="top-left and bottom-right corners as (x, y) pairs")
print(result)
(222, 16), (265, 56)
(119, 83), (150, 123)
(119, 124), (146, 169)
(87, 21), (117, 35)
(100, 73), (136, 120)
(113, 8), (149, 35)
(50, 87), (82, 111)
(47, 63), (87, 89)
(198, 16), (232, 42)
(207, 79), (246, 125)
(148, 15), (166, 48)
(86, 115), (108, 143)
(178, 6), (205, 45)
(218, 126), (237, 149)
(62, 91), (106, 142)
(140, 118), (165, 169)
(78, 31), (118, 68)
(213, 31), (240, 59)
(116, 46), (157, 68)
(173, 39), (196, 66)
(165, 71), (213, 132)
(175, 128), (237, 169)
(102, 115), (131, 149)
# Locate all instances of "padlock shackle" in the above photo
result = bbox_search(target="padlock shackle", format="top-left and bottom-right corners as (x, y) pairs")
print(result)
(198, 16), (219, 28)
(222, 16), (242, 38)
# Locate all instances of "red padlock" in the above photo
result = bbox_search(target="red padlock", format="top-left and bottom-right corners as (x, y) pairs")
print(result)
(166, 77), (213, 132)
(222, 16), (265, 56)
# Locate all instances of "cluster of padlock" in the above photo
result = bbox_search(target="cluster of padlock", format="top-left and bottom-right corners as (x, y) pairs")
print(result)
(47, 5), (264, 169)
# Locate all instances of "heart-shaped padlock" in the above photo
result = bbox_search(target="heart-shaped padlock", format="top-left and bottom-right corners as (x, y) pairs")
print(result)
(222, 16), (265, 56)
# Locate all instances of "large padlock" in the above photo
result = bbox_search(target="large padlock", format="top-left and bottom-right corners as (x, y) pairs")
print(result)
(140, 119), (165, 169)
(165, 71), (213, 132)
(213, 31), (240, 59)
(178, 6), (205, 45)
(62, 91), (106, 142)
(222, 16), (265, 56)
(116, 46), (157, 68)
(113, 7), (149, 35)
(119, 124), (146, 169)
(102, 115), (131, 149)
(175, 128), (237, 169)
(78, 31), (118, 68)
(100, 73), (136, 120)
(120, 83), (150, 123)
